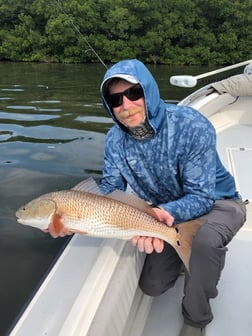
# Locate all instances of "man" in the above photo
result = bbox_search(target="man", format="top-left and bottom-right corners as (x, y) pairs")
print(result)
(99, 59), (246, 336)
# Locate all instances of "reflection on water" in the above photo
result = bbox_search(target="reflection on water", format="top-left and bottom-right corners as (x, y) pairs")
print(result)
(0, 62), (111, 335)
(0, 62), (201, 334)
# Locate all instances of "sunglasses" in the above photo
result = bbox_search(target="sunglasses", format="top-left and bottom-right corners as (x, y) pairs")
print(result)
(106, 84), (144, 108)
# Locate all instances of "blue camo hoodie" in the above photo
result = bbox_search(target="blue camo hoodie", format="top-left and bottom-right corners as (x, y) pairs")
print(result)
(99, 59), (238, 223)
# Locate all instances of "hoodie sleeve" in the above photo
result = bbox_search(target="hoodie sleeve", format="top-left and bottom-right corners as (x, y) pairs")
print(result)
(99, 128), (127, 195)
(159, 121), (216, 223)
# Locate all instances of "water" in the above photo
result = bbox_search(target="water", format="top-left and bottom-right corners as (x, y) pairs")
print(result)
(0, 62), (205, 335)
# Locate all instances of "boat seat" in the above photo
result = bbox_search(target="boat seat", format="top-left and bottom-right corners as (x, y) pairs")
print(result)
(195, 92), (236, 117)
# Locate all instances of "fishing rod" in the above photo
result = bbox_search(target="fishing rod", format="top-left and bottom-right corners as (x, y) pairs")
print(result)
(54, 0), (108, 69)
(170, 59), (252, 87)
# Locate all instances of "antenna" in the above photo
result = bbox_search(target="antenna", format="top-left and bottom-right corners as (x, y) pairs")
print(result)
(170, 59), (252, 87)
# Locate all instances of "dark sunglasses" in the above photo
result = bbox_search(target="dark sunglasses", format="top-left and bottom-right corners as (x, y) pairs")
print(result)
(106, 84), (144, 108)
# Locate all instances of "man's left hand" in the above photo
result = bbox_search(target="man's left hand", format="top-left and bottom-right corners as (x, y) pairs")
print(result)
(131, 207), (174, 254)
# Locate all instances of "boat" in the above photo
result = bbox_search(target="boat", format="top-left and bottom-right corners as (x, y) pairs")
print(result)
(9, 60), (252, 336)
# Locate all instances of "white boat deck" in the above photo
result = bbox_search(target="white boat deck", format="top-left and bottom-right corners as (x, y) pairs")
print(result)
(143, 229), (252, 336)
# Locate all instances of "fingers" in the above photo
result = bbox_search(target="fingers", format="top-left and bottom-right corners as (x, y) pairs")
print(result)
(131, 236), (164, 253)
(132, 236), (148, 253)
(153, 238), (164, 253)
(151, 207), (174, 226)
(143, 237), (154, 254)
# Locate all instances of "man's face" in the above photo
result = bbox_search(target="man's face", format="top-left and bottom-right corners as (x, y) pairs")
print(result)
(108, 80), (146, 128)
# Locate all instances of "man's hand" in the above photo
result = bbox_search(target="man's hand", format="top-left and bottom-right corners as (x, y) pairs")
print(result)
(131, 207), (174, 254)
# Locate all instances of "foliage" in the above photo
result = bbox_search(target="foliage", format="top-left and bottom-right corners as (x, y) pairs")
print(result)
(0, 0), (251, 65)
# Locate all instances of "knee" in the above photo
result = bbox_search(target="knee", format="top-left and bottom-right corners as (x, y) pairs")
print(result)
(193, 224), (224, 250)
(139, 276), (177, 297)
(191, 225), (227, 271)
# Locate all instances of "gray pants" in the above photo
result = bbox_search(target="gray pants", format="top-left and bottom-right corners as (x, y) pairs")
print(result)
(139, 199), (247, 328)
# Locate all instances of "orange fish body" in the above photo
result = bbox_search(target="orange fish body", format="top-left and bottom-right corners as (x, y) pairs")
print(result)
(16, 178), (202, 271)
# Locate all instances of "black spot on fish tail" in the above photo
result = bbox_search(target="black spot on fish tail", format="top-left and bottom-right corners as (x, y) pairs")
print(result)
(172, 219), (203, 273)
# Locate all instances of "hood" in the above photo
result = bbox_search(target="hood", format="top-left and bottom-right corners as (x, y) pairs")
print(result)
(100, 59), (166, 135)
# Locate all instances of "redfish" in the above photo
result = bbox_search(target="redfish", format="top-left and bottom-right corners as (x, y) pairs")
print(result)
(16, 178), (202, 271)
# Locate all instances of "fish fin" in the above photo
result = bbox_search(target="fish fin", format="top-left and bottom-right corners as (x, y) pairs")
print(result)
(172, 219), (203, 272)
(72, 177), (102, 195)
(50, 213), (66, 235)
(50, 214), (86, 236)
(69, 228), (88, 235)
(106, 190), (159, 220)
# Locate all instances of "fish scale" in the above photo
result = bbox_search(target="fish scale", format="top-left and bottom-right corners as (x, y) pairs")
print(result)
(16, 179), (202, 271)
(50, 191), (178, 240)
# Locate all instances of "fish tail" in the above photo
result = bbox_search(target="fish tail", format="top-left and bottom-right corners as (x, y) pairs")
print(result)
(172, 219), (202, 272)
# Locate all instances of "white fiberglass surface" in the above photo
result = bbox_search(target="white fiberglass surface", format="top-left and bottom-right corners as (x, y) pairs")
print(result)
(10, 235), (103, 335)
(142, 231), (252, 336)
